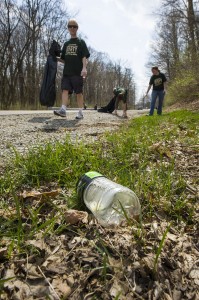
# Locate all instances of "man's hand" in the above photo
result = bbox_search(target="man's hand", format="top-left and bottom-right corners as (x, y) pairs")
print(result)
(56, 57), (64, 64)
(81, 68), (87, 79)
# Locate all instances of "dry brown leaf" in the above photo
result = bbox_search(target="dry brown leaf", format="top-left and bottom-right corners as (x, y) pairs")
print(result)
(10, 280), (31, 299)
(0, 207), (17, 219)
(64, 209), (88, 225)
(2, 268), (16, 295)
(172, 289), (183, 300)
(142, 254), (154, 272)
(110, 280), (123, 298)
(52, 278), (72, 299)
(149, 142), (172, 158)
(0, 247), (8, 260)
(25, 265), (43, 279)
(20, 189), (61, 199)
(189, 267), (199, 280)
(108, 256), (123, 269)
(166, 232), (178, 242)
(26, 239), (46, 251)
(44, 263), (67, 275)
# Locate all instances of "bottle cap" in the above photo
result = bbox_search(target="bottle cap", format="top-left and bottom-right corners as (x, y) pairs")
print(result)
(76, 171), (104, 201)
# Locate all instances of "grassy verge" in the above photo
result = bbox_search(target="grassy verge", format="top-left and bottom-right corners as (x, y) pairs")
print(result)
(1, 109), (198, 225)
(0, 110), (198, 298)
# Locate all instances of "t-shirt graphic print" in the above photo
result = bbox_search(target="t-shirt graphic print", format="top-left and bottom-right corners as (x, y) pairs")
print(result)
(154, 77), (163, 87)
(66, 44), (78, 56)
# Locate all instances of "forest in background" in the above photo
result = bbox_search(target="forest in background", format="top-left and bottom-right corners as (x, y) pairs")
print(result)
(0, 0), (135, 109)
(0, 0), (199, 109)
(146, 0), (199, 106)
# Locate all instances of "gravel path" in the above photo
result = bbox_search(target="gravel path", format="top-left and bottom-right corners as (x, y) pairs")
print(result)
(0, 109), (147, 164)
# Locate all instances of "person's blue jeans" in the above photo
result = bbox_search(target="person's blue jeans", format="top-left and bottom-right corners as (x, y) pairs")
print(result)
(149, 90), (165, 115)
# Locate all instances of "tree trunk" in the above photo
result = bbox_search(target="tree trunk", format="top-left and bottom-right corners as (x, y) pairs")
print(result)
(187, 0), (197, 61)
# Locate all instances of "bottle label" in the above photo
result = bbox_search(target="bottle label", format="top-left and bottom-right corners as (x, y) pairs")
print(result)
(76, 171), (104, 202)
(85, 171), (103, 179)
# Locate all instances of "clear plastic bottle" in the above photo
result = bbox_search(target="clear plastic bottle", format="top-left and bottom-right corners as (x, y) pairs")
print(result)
(77, 171), (141, 227)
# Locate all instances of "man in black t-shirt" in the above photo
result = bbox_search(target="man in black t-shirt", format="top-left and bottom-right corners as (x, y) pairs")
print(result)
(145, 66), (167, 116)
(54, 19), (90, 119)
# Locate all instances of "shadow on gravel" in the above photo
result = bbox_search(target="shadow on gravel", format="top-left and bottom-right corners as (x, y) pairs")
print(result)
(47, 119), (80, 129)
(28, 117), (80, 130)
(28, 117), (52, 123)
(39, 119), (80, 132)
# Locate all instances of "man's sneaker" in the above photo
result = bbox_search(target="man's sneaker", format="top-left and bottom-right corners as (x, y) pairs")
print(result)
(112, 110), (118, 116)
(54, 108), (66, 117)
(75, 112), (83, 119)
(122, 114), (128, 119)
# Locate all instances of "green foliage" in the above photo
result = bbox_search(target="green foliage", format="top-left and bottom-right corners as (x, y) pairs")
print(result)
(153, 224), (171, 274)
(166, 69), (199, 105)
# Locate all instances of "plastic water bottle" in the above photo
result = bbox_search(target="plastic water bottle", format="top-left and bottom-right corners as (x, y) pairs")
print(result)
(77, 171), (141, 227)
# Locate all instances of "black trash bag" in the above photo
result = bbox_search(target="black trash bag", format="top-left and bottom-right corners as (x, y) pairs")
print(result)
(97, 96), (116, 113)
(49, 40), (61, 59)
(40, 40), (61, 107)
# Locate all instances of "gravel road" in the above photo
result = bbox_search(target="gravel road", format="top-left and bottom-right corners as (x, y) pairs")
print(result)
(0, 109), (147, 164)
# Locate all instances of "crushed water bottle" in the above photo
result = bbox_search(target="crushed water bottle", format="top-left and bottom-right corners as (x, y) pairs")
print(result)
(77, 171), (141, 227)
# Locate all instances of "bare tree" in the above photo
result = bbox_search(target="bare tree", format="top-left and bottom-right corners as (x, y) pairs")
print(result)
(0, 0), (20, 108)
(0, 0), (136, 109)
(84, 48), (135, 108)
(148, 0), (199, 74)
(147, 0), (199, 103)
(0, 0), (69, 109)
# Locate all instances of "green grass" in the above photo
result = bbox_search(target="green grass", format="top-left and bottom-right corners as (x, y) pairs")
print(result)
(0, 110), (198, 251)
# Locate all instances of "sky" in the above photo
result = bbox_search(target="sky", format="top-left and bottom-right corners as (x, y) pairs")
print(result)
(65, 0), (162, 100)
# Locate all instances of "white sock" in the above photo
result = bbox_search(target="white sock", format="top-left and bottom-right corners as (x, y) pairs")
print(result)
(61, 105), (66, 111)
(79, 108), (83, 115)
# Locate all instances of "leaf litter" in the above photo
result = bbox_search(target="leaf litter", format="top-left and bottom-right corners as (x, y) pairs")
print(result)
(0, 110), (199, 299)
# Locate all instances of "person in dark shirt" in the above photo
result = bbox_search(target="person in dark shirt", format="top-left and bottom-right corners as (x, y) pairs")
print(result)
(145, 66), (167, 116)
(112, 87), (128, 118)
(54, 19), (90, 119)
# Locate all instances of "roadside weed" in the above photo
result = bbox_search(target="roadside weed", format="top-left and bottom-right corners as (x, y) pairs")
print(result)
(153, 223), (171, 274)
(0, 110), (198, 257)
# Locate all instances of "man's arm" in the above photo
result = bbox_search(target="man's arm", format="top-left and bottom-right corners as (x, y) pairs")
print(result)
(146, 84), (152, 95)
(163, 81), (167, 93)
(81, 57), (88, 78)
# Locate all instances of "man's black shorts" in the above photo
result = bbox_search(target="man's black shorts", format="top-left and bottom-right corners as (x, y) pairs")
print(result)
(61, 75), (83, 94)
